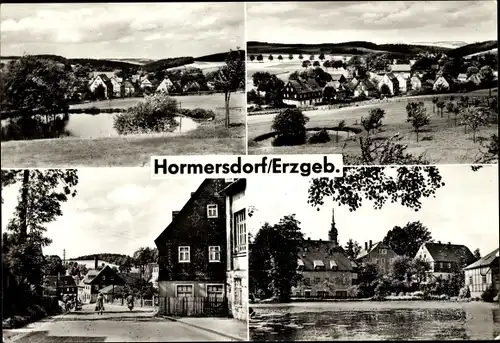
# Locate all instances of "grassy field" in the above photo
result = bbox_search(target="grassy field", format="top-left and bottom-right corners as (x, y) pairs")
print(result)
(248, 93), (498, 164)
(2, 94), (245, 167)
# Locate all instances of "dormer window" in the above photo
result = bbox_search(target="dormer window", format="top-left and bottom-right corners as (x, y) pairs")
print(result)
(313, 260), (325, 270)
(207, 204), (218, 218)
(297, 259), (304, 271)
(330, 260), (338, 270)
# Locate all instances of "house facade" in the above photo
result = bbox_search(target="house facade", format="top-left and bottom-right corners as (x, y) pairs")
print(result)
(154, 179), (229, 315)
(88, 74), (114, 99)
(282, 79), (323, 106)
(378, 73), (400, 96)
(323, 81), (346, 101)
(353, 79), (378, 98)
(410, 75), (422, 91)
(109, 77), (122, 97)
(390, 64), (412, 79)
(433, 76), (451, 91)
(415, 241), (476, 282)
(464, 248), (500, 298)
(78, 264), (125, 303)
(140, 77), (153, 89)
(221, 179), (247, 321)
(156, 78), (173, 93)
(396, 74), (411, 94)
(356, 241), (399, 274)
(121, 80), (135, 97)
(292, 239), (356, 298)
(42, 275), (78, 297)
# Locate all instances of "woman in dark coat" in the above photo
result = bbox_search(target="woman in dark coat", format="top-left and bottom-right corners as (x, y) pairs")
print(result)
(95, 293), (105, 315)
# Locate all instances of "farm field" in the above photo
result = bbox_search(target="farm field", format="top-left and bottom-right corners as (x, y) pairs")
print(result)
(247, 90), (498, 164)
(1, 93), (245, 167)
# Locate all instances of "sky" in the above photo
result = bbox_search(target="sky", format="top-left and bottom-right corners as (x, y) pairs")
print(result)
(247, 165), (499, 256)
(1, 168), (205, 258)
(0, 3), (244, 59)
(246, 1), (498, 46)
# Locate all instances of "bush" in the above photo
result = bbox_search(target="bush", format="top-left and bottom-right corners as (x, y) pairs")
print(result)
(1, 114), (71, 141)
(181, 108), (216, 120)
(87, 106), (100, 115)
(113, 93), (179, 135)
(347, 285), (361, 298)
(481, 285), (497, 302)
(308, 129), (330, 144)
(271, 108), (309, 146)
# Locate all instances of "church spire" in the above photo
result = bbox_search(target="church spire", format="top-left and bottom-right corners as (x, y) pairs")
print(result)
(328, 207), (338, 245)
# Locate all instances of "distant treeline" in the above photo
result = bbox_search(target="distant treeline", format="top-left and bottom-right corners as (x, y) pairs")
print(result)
(69, 253), (133, 266)
(447, 40), (498, 58)
(195, 50), (246, 62)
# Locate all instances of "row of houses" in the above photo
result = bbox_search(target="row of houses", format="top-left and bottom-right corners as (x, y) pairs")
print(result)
(286, 209), (499, 299)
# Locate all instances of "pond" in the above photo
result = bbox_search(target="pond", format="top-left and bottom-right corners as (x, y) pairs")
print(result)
(250, 301), (500, 341)
(1, 114), (198, 140)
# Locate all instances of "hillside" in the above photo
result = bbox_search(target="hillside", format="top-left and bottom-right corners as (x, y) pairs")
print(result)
(247, 41), (450, 56)
(69, 253), (133, 266)
(0, 55), (141, 70)
(142, 56), (195, 72)
(195, 49), (246, 62)
(447, 40), (498, 58)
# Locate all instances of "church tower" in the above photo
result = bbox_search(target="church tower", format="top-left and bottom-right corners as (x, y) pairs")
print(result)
(328, 207), (338, 245)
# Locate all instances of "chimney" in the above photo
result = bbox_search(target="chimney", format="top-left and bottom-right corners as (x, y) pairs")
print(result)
(319, 238), (322, 242)
(364, 242), (368, 251)
(307, 237), (311, 241)
(369, 240), (373, 249)
(448, 242), (451, 245)
(172, 211), (180, 219)
(438, 240), (442, 244)
(94, 256), (98, 270)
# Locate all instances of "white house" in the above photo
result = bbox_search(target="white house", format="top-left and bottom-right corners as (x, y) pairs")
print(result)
(109, 77), (122, 97)
(88, 74), (113, 99)
(390, 64), (412, 79)
(464, 248), (499, 298)
(221, 179), (247, 322)
(156, 78), (173, 93)
(433, 76), (451, 91)
(88, 71), (115, 79)
(329, 67), (350, 79)
(140, 76), (153, 89)
(410, 75), (422, 91)
(378, 73), (399, 96)
(396, 74), (411, 94)
(457, 73), (468, 83)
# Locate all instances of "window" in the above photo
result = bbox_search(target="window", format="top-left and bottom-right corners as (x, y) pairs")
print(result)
(314, 277), (321, 283)
(176, 285), (193, 298)
(178, 246), (190, 262)
(209, 246), (221, 262)
(380, 258), (386, 265)
(482, 275), (487, 284)
(67, 288), (70, 292)
(380, 249), (387, 255)
(235, 278), (242, 305)
(234, 209), (246, 253)
(304, 290), (311, 297)
(447, 263), (451, 269)
(324, 277), (329, 282)
(207, 285), (224, 300)
(94, 285), (99, 290)
(207, 204), (218, 218)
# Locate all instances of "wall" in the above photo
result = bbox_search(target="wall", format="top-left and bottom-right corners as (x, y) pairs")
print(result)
(366, 246), (398, 273)
(291, 270), (353, 297)
(465, 266), (500, 297)
(158, 280), (225, 298)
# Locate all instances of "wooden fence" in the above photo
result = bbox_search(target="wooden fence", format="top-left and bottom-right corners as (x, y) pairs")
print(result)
(159, 296), (229, 317)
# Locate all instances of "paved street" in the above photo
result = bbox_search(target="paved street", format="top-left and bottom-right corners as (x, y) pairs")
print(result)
(4, 304), (244, 342)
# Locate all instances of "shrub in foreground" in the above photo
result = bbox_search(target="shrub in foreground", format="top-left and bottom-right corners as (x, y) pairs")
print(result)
(271, 108), (309, 146)
(308, 129), (330, 144)
(481, 285), (497, 302)
(180, 108), (216, 120)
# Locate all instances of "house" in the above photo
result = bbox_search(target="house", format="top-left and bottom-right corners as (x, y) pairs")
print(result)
(154, 179), (229, 316)
(467, 74), (482, 86)
(221, 178), (247, 321)
(457, 73), (468, 83)
(121, 80), (135, 97)
(323, 81), (347, 101)
(329, 67), (350, 79)
(282, 79), (323, 106)
(109, 77), (122, 97)
(415, 241), (476, 282)
(368, 71), (384, 84)
(464, 248), (499, 298)
(78, 261), (125, 303)
(140, 76), (153, 89)
(356, 241), (399, 273)
(390, 64), (412, 79)
(88, 71), (116, 80)
(42, 275), (78, 297)
(144, 263), (160, 289)
(433, 75), (451, 91)
(183, 80), (201, 93)
(411, 75), (423, 91)
(207, 81), (216, 91)
(88, 74), (114, 99)
(378, 73), (400, 96)
(353, 79), (378, 98)
(396, 74), (411, 94)
(329, 73), (347, 84)
(156, 78), (174, 93)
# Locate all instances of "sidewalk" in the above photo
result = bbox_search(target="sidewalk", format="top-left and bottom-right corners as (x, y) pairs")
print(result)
(162, 316), (248, 341)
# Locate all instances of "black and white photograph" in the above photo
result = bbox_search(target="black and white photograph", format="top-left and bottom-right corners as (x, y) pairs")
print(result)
(246, 1), (498, 165)
(2, 169), (248, 342)
(247, 165), (499, 340)
(0, 3), (245, 168)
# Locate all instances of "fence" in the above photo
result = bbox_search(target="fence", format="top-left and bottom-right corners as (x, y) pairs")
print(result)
(159, 296), (229, 317)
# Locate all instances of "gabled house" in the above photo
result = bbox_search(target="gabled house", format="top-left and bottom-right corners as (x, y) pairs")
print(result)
(457, 73), (468, 83)
(144, 263), (160, 289)
(410, 75), (423, 91)
(378, 73), (400, 96)
(140, 76), (153, 89)
(292, 239), (357, 298)
(183, 80), (201, 93)
(396, 73), (411, 94)
(42, 275), (78, 297)
(88, 74), (114, 99)
(121, 80), (135, 97)
(78, 263), (125, 303)
(390, 64), (412, 79)
(323, 81), (347, 101)
(154, 179), (229, 316)
(415, 241), (476, 282)
(156, 78), (174, 94)
(221, 178), (247, 321)
(206, 81), (216, 91)
(464, 248), (499, 298)
(329, 73), (347, 84)
(356, 241), (399, 273)
(109, 77), (122, 97)
(282, 79), (323, 106)
(329, 67), (350, 79)
(353, 79), (378, 98)
(467, 73), (482, 86)
(88, 71), (116, 80)
(433, 75), (451, 92)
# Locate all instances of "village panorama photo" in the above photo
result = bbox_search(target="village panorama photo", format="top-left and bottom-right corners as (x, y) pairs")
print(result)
(246, 1), (498, 165)
(2, 169), (248, 342)
(247, 165), (499, 340)
(0, 2), (245, 168)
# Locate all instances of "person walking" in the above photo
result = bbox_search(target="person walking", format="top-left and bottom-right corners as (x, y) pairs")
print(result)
(95, 293), (105, 315)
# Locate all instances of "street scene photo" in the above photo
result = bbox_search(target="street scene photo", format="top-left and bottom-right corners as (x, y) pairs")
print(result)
(0, 3), (245, 168)
(247, 165), (499, 340)
(246, 1), (498, 165)
(2, 169), (248, 342)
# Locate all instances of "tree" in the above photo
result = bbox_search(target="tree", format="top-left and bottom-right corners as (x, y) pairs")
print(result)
(278, 55), (283, 61)
(302, 60), (311, 69)
(474, 133), (499, 164)
(473, 248), (481, 261)
(466, 66), (479, 77)
(344, 239), (362, 260)
(309, 55), (315, 61)
(480, 65), (494, 96)
(298, 54), (303, 60)
(268, 55), (274, 61)
(337, 119), (346, 143)
(256, 54), (263, 63)
(271, 108), (310, 146)
(323, 60), (331, 70)
(249, 223), (273, 298)
(380, 84), (391, 97)
(288, 54), (294, 60)
(249, 55), (255, 62)
(432, 96), (439, 113)
(43, 255), (66, 276)
(383, 221), (433, 257)
(390, 256), (414, 282)
(307, 167), (445, 213)
(436, 100), (446, 118)
(406, 101), (430, 142)
(361, 108), (385, 136)
(119, 259), (133, 274)
(319, 53), (325, 61)
(313, 61), (320, 68)
(461, 106), (489, 143)
(214, 48), (245, 128)
(94, 84), (106, 100)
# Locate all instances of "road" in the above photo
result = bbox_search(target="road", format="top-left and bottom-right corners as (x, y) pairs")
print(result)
(3, 304), (241, 342)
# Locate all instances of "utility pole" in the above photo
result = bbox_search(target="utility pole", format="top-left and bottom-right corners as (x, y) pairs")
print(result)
(179, 102), (182, 133)
(63, 249), (66, 265)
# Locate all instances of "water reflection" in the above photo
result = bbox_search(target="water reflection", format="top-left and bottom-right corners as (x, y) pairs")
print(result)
(250, 304), (500, 341)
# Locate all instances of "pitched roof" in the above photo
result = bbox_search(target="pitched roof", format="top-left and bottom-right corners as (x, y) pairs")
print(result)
(78, 265), (124, 286)
(391, 64), (411, 72)
(386, 73), (398, 81)
(356, 241), (390, 260)
(298, 240), (355, 271)
(288, 79), (321, 94)
(423, 242), (475, 265)
(357, 79), (376, 90)
(43, 275), (77, 288)
(458, 73), (467, 80)
(99, 284), (126, 294)
(463, 248), (499, 270)
(330, 74), (345, 81)
(324, 81), (344, 91)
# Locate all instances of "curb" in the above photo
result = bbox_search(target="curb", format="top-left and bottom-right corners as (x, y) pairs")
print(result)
(161, 316), (245, 341)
